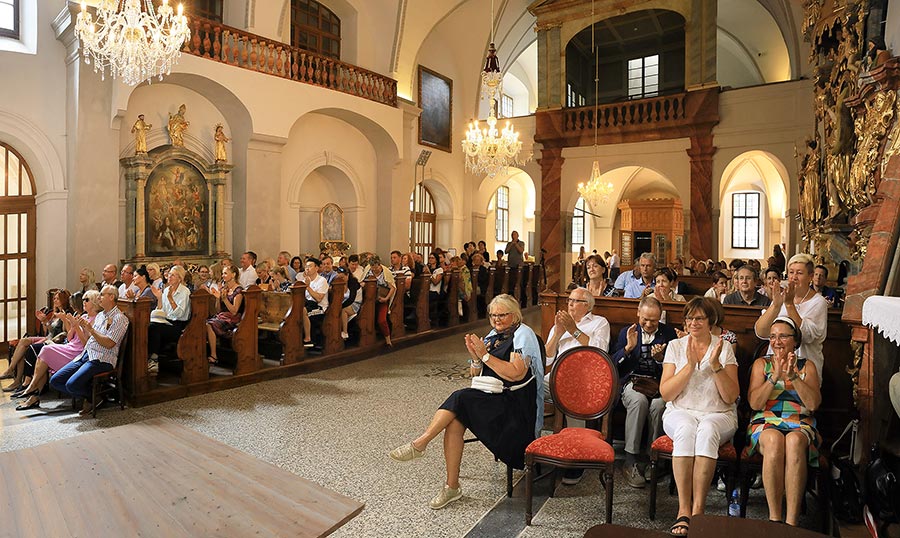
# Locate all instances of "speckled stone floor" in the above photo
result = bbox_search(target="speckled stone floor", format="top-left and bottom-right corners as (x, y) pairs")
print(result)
(0, 309), (826, 538)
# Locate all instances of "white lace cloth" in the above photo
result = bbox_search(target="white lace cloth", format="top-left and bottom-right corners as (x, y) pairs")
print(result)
(862, 296), (900, 345)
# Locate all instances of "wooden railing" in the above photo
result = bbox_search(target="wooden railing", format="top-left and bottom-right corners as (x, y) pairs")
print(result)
(182, 17), (398, 107)
(564, 93), (687, 132)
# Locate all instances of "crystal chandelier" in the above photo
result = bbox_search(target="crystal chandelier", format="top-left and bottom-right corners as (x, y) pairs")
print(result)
(461, 1), (524, 178)
(577, 0), (614, 208)
(75, 0), (191, 86)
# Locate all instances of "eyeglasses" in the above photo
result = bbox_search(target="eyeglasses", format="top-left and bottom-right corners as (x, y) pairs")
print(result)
(489, 312), (513, 320)
(567, 298), (588, 304)
(684, 316), (708, 323)
(769, 334), (795, 341)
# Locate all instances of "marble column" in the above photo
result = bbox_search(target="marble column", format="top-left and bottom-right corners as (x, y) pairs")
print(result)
(687, 133), (716, 261)
(208, 161), (233, 257)
(119, 155), (154, 260)
(539, 147), (565, 291)
(136, 178), (146, 258)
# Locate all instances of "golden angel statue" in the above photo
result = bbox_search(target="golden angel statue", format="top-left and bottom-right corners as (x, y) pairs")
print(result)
(214, 124), (230, 162)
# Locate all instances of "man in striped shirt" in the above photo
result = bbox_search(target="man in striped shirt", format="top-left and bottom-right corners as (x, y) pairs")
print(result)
(49, 285), (129, 416)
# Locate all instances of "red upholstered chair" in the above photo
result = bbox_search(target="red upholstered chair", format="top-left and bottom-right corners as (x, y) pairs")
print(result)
(647, 434), (738, 519)
(525, 346), (619, 525)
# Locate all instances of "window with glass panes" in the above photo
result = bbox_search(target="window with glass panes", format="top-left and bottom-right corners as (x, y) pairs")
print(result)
(572, 197), (585, 245)
(500, 94), (514, 118)
(182, 0), (223, 22)
(732, 192), (760, 249)
(0, 142), (36, 348)
(627, 54), (659, 99)
(410, 184), (435, 255)
(0, 0), (18, 39)
(291, 0), (341, 60)
(495, 186), (509, 242)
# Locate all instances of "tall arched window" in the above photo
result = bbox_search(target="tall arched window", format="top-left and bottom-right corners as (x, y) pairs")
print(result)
(291, 0), (341, 60)
(572, 197), (585, 246)
(410, 184), (435, 255)
(494, 185), (509, 241)
(0, 142), (36, 346)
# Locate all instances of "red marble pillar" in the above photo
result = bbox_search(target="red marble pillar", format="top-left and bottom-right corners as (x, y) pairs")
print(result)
(687, 133), (715, 261)
(539, 147), (565, 292)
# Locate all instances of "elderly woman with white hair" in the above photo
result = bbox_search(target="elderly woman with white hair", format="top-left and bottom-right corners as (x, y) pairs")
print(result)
(390, 294), (543, 510)
(754, 253), (828, 380)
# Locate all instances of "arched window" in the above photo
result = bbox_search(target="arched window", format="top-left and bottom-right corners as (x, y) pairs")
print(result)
(183, 0), (223, 22)
(0, 142), (36, 346)
(291, 0), (341, 60)
(572, 197), (585, 245)
(410, 184), (435, 255)
(0, 0), (19, 39)
(495, 185), (509, 241)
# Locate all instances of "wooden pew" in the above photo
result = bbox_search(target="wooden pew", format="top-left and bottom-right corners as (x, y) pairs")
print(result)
(522, 264), (532, 307)
(486, 267), (497, 308)
(359, 276), (377, 346)
(178, 288), (210, 384)
(540, 292), (855, 444)
(412, 275), (430, 333)
(280, 282), (306, 364)
(446, 269), (460, 327)
(678, 274), (716, 296)
(389, 275), (406, 339)
(322, 275), (347, 355)
(508, 267), (521, 306)
(232, 285), (261, 375)
(500, 266), (511, 295)
(121, 296), (152, 397)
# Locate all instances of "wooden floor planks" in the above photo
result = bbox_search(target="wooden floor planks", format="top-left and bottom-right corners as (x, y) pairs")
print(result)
(0, 418), (363, 538)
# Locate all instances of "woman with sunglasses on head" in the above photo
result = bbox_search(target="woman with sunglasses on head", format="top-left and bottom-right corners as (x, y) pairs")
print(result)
(746, 317), (820, 526)
(660, 297), (740, 536)
(389, 294), (542, 510)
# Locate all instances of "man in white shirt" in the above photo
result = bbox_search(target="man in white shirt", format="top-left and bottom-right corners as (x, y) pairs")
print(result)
(118, 264), (140, 299)
(238, 251), (258, 288)
(608, 249), (620, 280)
(543, 286), (610, 485)
(301, 258), (329, 313)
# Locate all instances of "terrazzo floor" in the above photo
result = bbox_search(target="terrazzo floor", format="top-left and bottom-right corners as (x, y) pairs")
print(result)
(0, 309), (825, 538)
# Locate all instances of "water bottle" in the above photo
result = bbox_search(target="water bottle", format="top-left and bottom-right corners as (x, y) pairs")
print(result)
(728, 489), (740, 517)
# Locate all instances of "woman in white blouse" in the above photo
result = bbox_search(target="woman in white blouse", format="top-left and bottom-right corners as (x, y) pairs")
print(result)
(659, 297), (740, 536)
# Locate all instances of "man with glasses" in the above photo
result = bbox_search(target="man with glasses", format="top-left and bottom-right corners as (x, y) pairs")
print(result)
(543, 287), (610, 484)
(723, 265), (771, 306)
(100, 264), (122, 288)
(118, 264), (139, 299)
(612, 296), (678, 488)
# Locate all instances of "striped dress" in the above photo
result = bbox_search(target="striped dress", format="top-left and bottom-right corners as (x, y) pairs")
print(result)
(747, 357), (821, 466)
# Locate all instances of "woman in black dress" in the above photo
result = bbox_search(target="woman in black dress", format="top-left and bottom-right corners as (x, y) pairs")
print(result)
(390, 294), (542, 509)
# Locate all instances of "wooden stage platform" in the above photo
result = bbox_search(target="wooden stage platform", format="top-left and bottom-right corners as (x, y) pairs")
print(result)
(0, 418), (363, 537)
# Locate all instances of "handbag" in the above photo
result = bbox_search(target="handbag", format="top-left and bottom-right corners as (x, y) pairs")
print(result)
(630, 375), (660, 398)
(830, 419), (865, 524)
(377, 285), (391, 300)
(471, 375), (504, 394)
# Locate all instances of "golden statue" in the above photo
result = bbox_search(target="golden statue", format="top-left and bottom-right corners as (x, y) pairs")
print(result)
(131, 114), (152, 154)
(214, 124), (230, 162)
(167, 104), (189, 147)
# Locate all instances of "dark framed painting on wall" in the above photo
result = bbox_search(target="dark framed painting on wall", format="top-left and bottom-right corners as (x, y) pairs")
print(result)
(418, 65), (453, 152)
(145, 160), (209, 256)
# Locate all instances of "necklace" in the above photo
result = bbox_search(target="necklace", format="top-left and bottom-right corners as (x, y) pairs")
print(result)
(796, 286), (813, 304)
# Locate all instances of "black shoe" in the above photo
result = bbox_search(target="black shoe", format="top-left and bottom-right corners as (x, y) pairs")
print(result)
(15, 396), (40, 411)
(561, 469), (585, 485)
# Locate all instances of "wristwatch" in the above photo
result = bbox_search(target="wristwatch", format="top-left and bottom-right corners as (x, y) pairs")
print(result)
(482, 353), (491, 363)
(572, 329), (583, 339)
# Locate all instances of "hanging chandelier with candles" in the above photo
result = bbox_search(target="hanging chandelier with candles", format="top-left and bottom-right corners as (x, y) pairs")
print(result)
(75, 0), (191, 86)
(577, 0), (614, 208)
(461, 1), (524, 178)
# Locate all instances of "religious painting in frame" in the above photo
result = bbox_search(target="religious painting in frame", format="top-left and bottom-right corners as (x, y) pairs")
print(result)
(145, 160), (209, 256)
(418, 65), (453, 152)
(320, 203), (344, 242)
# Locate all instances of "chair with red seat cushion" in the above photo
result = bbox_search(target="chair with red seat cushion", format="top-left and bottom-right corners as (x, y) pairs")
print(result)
(647, 434), (738, 520)
(525, 346), (619, 525)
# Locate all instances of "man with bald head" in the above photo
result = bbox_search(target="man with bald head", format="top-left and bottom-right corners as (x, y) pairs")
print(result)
(101, 264), (122, 289)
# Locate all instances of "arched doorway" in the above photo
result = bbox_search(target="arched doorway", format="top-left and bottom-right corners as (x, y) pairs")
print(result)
(0, 142), (36, 347)
(410, 184), (435, 255)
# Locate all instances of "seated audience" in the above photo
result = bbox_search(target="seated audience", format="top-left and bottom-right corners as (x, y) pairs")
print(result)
(476, 240), (491, 263)
(494, 249), (505, 268)
(584, 254), (615, 297)
(451, 256), (471, 316)
(256, 261), (272, 289)
(270, 265), (292, 292)
(704, 271), (729, 303)
(367, 257), (396, 347)
(746, 317), (821, 526)
(100, 264), (122, 288)
(723, 265), (771, 306)
(194, 264), (213, 290)
(300, 257), (329, 347)
(2, 289), (73, 392)
(755, 253), (827, 382)
(278, 251), (297, 281)
(470, 253), (490, 317)
(427, 252), (444, 321)
(320, 256), (339, 285)
(389, 295), (542, 509)
(340, 265), (362, 340)
(206, 264), (244, 365)
(660, 297), (739, 536)
(49, 285), (129, 416)
(614, 257), (641, 294)
(811, 264), (836, 306)
(647, 267), (685, 302)
(290, 256), (303, 278)
(706, 297), (737, 345)
(78, 267), (99, 293)
(760, 267), (781, 297)
(624, 253), (656, 298)
(238, 251), (259, 288)
(613, 296), (679, 488)
(146, 262), (164, 291)
(129, 266), (158, 309)
(15, 290), (100, 410)
(117, 264), (139, 298)
(348, 254), (365, 282)
(147, 265), (191, 371)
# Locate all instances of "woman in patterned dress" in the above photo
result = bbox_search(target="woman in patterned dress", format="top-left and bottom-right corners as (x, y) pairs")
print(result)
(746, 316), (821, 526)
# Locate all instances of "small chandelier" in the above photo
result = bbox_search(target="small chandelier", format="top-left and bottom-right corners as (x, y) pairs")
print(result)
(576, 0), (614, 208)
(461, 1), (525, 178)
(75, 0), (191, 86)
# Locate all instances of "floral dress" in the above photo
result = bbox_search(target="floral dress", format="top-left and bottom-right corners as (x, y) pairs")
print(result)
(746, 357), (821, 466)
